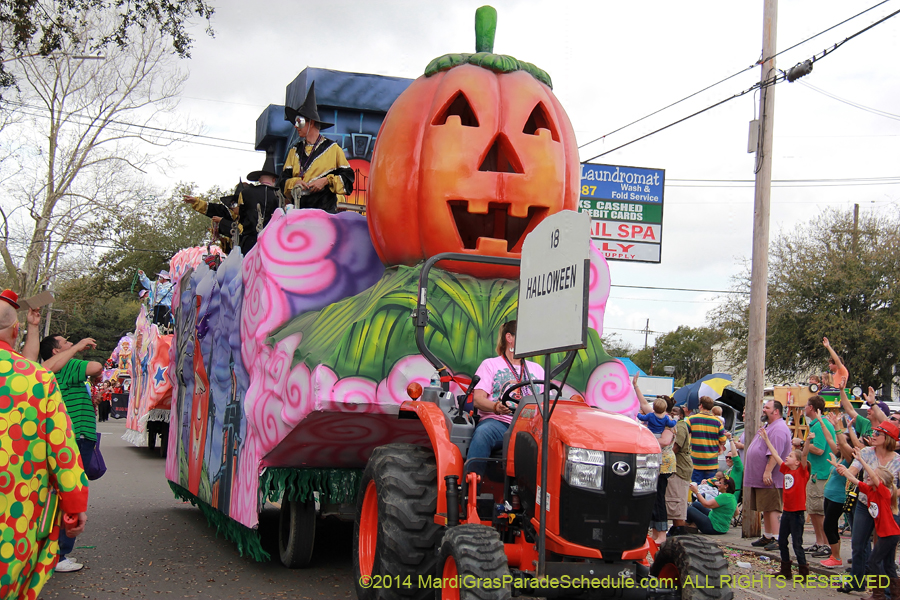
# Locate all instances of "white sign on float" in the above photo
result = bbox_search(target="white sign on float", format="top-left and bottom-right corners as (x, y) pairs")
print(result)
(515, 210), (591, 358)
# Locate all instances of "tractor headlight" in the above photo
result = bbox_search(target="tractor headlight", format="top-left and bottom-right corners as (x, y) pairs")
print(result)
(565, 447), (605, 491)
(634, 453), (661, 492)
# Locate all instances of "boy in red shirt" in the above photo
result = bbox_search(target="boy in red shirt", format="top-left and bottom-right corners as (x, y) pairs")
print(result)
(760, 427), (812, 579)
(837, 448), (900, 600)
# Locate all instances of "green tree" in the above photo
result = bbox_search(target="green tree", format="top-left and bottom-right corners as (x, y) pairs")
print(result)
(92, 183), (217, 296)
(599, 333), (635, 358)
(632, 325), (723, 382)
(41, 277), (142, 363)
(709, 208), (900, 392)
(0, 0), (214, 91)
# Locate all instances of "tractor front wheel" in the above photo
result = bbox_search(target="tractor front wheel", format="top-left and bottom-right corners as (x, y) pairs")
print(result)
(353, 444), (441, 600)
(436, 525), (510, 600)
(649, 535), (733, 600)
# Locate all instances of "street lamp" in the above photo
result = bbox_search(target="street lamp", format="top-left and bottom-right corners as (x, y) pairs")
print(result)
(663, 366), (675, 376)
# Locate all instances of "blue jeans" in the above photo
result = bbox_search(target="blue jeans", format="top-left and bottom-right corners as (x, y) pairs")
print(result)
(686, 501), (724, 535)
(692, 468), (717, 485)
(779, 510), (806, 566)
(468, 418), (509, 470)
(59, 437), (95, 560)
(850, 501), (875, 589)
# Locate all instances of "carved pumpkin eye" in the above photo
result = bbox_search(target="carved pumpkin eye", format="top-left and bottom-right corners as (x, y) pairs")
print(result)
(523, 102), (559, 141)
(432, 92), (479, 127)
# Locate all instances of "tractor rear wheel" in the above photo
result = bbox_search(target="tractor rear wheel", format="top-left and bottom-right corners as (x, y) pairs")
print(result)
(353, 444), (441, 600)
(278, 497), (316, 568)
(649, 534), (733, 600)
(436, 525), (510, 600)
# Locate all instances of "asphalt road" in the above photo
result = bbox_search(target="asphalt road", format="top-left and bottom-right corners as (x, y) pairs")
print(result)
(40, 418), (356, 600)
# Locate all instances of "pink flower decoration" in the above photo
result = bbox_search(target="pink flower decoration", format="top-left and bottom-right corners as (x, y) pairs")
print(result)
(588, 241), (611, 335)
(584, 360), (639, 418)
(258, 210), (337, 268)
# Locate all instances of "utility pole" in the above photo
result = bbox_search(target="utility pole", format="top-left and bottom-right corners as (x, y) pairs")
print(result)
(852, 203), (860, 253)
(642, 318), (650, 350)
(744, 0), (777, 540)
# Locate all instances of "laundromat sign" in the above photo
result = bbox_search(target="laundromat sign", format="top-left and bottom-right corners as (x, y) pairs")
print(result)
(578, 163), (665, 263)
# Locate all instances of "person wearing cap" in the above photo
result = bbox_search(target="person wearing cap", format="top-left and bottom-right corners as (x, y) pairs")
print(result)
(0, 290), (90, 592)
(138, 269), (174, 327)
(839, 419), (900, 593)
(280, 81), (354, 213)
(184, 156), (281, 254)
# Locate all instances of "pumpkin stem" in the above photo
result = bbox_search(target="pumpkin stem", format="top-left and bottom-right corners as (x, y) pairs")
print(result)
(475, 6), (497, 53)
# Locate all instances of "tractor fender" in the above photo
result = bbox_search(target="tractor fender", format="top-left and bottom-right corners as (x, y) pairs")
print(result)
(399, 400), (464, 525)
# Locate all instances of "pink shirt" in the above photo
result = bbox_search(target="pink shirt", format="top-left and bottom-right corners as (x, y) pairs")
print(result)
(474, 355), (545, 424)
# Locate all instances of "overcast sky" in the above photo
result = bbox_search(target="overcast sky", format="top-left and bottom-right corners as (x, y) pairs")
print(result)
(153, 0), (900, 353)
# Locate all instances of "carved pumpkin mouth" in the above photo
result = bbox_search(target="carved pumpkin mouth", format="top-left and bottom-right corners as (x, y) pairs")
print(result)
(448, 201), (547, 252)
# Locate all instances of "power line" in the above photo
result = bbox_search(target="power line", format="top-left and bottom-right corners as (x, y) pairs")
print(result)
(577, 0), (895, 152)
(611, 284), (748, 295)
(799, 80), (900, 120)
(5, 100), (259, 153)
(582, 5), (900, 161)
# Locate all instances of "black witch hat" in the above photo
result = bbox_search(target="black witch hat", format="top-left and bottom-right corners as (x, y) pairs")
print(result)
(284, 81), (333, 130)
(247, 151), (278, 182)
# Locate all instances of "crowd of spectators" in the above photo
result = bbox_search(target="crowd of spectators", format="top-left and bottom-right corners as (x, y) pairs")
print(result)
(634, 337), (900, 594)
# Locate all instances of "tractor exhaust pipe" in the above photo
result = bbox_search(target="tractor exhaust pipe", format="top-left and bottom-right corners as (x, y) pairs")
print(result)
(445, 475), (460, 526)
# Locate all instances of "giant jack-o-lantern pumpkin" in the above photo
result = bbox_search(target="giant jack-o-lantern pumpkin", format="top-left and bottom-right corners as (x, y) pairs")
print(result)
(367, 7), (579, 279)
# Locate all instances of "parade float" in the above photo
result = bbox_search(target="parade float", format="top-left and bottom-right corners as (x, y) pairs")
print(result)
(160, 9), (731, 599)
(122, 246), (224, 451)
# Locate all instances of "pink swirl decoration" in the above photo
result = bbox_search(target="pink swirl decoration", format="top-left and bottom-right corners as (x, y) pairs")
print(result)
(588, 241), (611, 335)
(282, 360), (312, 427)
(169, 246), (225, 289)
(376, 355), (466, 405)
(231, 431), (262, 529)
(268, 261), (336, 296)
(327, 378), (378, 412)
(258, 210), (337, 268)
(584, 360), (639, 418)
(241, 255), (288, 371)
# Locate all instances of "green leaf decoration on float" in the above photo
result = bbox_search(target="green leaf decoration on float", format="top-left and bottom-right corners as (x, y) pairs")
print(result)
(424, 5), (553, 88)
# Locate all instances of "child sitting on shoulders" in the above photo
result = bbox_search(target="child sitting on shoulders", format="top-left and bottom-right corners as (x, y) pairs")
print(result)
(760, 426), (812, 580)
(638, 398), (677, 435)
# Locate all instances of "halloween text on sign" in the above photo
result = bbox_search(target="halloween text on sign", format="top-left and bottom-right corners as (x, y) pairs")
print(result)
(589, 221), (661, 243)
(524, 263), (578, 299)
(516, 211), (590, 358)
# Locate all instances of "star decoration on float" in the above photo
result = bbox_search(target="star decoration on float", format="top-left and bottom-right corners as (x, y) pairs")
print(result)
(154, 365), (168, 386)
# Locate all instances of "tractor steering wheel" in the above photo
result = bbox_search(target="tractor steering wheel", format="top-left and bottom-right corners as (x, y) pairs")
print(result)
(499, 380), (563, 412)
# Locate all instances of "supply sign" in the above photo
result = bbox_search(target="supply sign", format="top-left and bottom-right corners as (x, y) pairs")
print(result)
(578, 163), (665, 263)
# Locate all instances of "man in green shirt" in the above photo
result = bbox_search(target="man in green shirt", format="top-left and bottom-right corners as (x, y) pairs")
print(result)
(39, 333), (103, 573)
(803, 396), (835, 557)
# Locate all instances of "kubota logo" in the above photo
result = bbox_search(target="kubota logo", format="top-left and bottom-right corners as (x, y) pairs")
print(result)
(612, 461), (630, 476)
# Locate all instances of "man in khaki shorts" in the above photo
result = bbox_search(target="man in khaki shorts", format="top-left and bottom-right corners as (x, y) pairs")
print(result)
(665, 405), (693, 534)
(745, 400), (792, 550)
(803, 395), (834, 557)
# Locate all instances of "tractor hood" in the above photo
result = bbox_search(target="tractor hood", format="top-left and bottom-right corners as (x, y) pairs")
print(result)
(533, 401), (661, 455)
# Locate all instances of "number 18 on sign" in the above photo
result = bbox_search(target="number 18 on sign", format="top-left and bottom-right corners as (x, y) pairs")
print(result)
(515, 211), (591, 358)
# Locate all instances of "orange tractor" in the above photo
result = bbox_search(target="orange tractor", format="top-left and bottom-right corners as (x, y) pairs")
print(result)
(352, 254), (732, 600)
